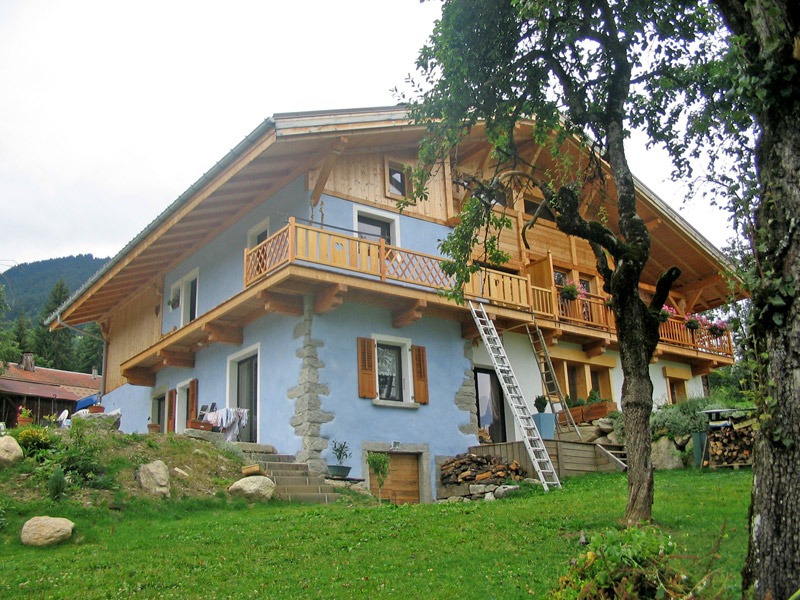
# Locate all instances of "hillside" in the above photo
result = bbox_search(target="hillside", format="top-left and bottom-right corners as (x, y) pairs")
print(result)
(0, 254), (108, 322)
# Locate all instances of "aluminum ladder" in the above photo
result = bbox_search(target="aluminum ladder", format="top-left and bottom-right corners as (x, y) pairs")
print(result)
(525, 323), (582, 440)
(469, 301), (561, 491)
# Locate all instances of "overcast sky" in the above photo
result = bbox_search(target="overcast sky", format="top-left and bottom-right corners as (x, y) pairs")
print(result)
(0, 0), (731, 274)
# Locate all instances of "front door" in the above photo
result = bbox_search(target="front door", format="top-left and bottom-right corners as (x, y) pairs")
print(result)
(237, 355), (257, 443)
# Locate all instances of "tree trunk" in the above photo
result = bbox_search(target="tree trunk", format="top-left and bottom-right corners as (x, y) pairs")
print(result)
(741, 66), (800, 600)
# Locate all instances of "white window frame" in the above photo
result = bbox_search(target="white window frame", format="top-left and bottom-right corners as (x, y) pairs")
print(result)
(246, 216), (271, 249)
(169, 268), (199, 326)
(371, 333), (413, 405)
(225, 343), (260, 440)
(353, 205), (401, 247)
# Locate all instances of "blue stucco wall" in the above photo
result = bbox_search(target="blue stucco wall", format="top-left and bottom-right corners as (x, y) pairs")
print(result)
(313, 302), (475, 481)
(102, 383), (154, 433)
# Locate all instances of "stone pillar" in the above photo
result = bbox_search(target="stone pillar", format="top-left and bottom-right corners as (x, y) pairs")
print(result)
(455, 342), (479, 436)
(287, 295), (333, 473)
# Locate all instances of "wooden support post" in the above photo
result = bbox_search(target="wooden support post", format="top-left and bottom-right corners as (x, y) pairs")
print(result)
(158, 349), (195, 369)
(583, 339), (609, 358)
(392, 300), (427, 328)
(314, 283), (348, 314)
(123, 367), (156, 387)
(260, 291), (304, 316)
(202, 322), (243, 345)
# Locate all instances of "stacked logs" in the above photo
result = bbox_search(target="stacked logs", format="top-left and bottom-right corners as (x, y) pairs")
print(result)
(706, 420), (755, 468)
(440, 453), (526, 485)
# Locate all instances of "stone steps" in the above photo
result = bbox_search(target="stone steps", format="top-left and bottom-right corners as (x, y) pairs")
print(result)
(259, 459), (341, 504)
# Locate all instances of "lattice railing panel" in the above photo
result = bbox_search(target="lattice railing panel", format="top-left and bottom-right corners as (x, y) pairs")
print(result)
(384, 249), (455, 290)
(244, 227), (290, 286)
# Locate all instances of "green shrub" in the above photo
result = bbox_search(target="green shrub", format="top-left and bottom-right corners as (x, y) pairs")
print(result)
(47, 466), (67, 501)
(650, 397), (713, 440)
(534, 395), (548, 413)
(212, 440), (245, 462)
(17, 426), (53, 452)
(366, 452), (390, 502)
(586, 389), (604, 405)
(551, 526), (706, 599)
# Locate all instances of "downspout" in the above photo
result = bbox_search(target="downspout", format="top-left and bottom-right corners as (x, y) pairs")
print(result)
(56, 313), (108, 398)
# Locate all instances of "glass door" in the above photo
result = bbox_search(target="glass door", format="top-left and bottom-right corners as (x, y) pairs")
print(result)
(237, 355), (258, 443)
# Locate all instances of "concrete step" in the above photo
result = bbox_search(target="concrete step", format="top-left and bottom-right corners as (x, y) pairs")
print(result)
(276, 491), (342, 504)
(274, 484), (337, 495)
(234, 442), (278, 454)
(270, 475), (328, 486)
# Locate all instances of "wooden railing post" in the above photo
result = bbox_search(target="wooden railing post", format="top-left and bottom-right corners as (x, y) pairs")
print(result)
(288, 217), (295, 263)
(243, 247), (249, 287)
(379, 237), (386, 282)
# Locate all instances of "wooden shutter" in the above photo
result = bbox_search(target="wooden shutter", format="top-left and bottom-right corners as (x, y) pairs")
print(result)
(188, 378), (198, 420)
(357, 337), (377, 398)
(167, 389), (176, 432)
(412, 345), (429, 404)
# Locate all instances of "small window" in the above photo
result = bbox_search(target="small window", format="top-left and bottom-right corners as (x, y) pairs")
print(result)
(553, 269), (568, 287)
(668, 378), (687, 404)
(523, 199), (556, 222)
(247, 217), (271, 249)
(377, 343), (403, 401)
(358, 215), (392, 243)
(388, 164), (407, 196)
(169, 269), (199, 327)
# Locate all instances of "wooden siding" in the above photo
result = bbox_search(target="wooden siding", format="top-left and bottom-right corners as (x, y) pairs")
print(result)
(104, 284), (162, 392)
(313, 151), (453, 222)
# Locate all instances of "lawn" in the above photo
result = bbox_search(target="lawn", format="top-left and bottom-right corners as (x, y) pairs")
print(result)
(1, 469), (751, 599)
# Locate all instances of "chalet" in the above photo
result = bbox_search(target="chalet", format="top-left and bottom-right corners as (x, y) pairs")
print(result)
(1, 353), (101, 427)
(48, 106), (736, 502)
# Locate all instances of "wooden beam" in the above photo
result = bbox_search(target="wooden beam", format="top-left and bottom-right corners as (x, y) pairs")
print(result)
(650, 349), (663, 364)
(542, 329), (562, 347)
(202, 322), (243, 345)
(123, 367), (156, 387)
(461, 310), (496, 340)
(392, 299), (427, 328)
(260, 291), (304, 317)
(674, 274), (724, 295)
(692, 360), (719, 377)
(310, 137), (348, 207)
(583, 339), (608, 358)
(314, 283), (348, 314)
(644, 218), (662, 231)
(158, 349), (195, 369)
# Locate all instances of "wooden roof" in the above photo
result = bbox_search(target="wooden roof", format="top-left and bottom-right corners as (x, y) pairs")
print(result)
(53, 107), (739, 327)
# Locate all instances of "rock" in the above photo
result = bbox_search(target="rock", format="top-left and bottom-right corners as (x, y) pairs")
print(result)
(607, 431), (619, 445)
(173, 467), (189, 478)
(0, 435), (23, 468)
(20, 516), (75, 547)
(184, 429), (225, 444)
(228, 475), (275, 501)
(71, 411), (121, 430)
(136, 460), (171, 498)
(523, 478), (542, 486)
(484, 492), (496, 501)
(579, 425), (602, 443)
(595, 418), (615, 434)
(494, 485), (520, 499)
(651, 437), (684, 470)
(595, 435), (611, 445)
(469, 484), (487, 495)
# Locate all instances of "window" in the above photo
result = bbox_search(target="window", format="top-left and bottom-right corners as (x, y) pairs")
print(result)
(226, 344), (260, 443)
(247, 217), (270, 249)
(523, 198), (556, 222)
(553, 269), (568, 288)
(553, 358), (614, 404)
(357, 336), (428, 405)
(668, 378), (687, 404)
(358, 215), (392, 243)
(169, 269), (199, 326)
(384, 158), (409, 198)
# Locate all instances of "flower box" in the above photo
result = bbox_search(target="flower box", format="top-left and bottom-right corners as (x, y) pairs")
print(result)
(17, 416), (34, 427)
(186, 419), (212, 431)
(583, 401), (616, 422)
(557, 406), (585, 426)
(88, 405), (105, 414)
(147, 423), (161, 434)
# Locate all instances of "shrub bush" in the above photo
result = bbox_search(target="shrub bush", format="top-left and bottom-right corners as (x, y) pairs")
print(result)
(17, 426), (54, 453)
(48, 466), (67, 501)
(650, 397), (713, 440)
(551, 526), (705, 599)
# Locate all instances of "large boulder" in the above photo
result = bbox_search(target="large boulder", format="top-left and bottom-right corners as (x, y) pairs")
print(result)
(578, 425), (602, 443)
(0, 435), (23, 468)
(228, 476), (275, 501)
(595, 418), (615, 434)
(71, 410), (121, 431)
(21, 516), (75, 546)
(651, 437), (684, 470)
(136, 460), (171, 498)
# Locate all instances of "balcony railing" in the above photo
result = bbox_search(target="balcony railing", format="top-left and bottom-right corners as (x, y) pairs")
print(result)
(244, 218), (732, 359)
(244, 218), (535, 311)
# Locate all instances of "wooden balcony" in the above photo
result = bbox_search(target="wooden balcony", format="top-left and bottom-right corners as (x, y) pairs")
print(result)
(244, 218), (538, 312)
(243, 218), (733, 361)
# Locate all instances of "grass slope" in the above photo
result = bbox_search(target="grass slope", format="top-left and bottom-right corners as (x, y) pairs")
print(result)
(1, 469), (750, 599)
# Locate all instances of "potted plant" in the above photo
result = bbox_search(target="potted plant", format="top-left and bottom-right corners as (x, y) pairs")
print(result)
(558, 395), (586, 425)
(657, 305), (677, 323)
(328, 439), (352, 478)
(707, 320), (728, 337)
(583, 390), (617, 421)
(560, 281), (581, 301)
(532, 395), (556, 439)
(88, 401), (105, 414)
(16, 405), (33, 427)
(147, 422), (161, 434)
(684, 314), (701, 330)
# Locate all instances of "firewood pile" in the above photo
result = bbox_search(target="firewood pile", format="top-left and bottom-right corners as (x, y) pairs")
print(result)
(705, 417), (755, 468)
(440, 453), (526, 485)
